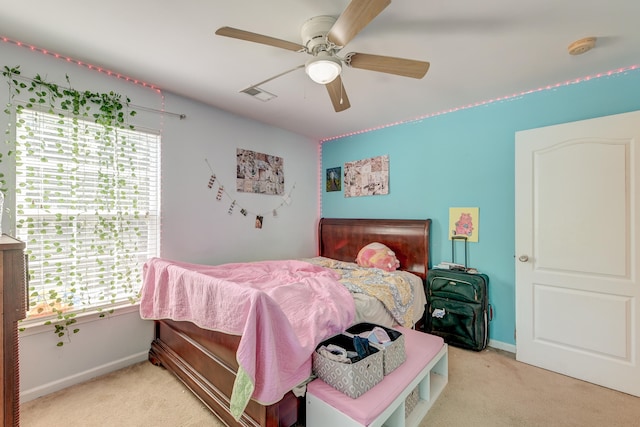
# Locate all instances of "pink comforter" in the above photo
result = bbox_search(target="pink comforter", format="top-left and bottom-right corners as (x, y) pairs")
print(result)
(140, 257), (355, 417)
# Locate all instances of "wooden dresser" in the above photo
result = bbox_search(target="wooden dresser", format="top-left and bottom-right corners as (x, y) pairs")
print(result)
(0, 235), (26, 427)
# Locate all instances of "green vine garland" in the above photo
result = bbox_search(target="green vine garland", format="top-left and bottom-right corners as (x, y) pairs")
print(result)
(2, 65), (140, 346)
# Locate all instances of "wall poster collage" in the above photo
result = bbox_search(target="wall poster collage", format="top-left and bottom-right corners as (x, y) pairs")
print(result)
(204, 148), (293, 230)
(236, 148), (284, 195)
(341, 154), (389, 197)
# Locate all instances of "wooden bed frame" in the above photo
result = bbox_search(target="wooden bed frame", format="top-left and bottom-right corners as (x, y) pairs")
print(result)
(148, 218), (431, 427)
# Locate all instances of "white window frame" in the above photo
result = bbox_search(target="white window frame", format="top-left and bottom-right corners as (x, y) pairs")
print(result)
(14, 108), (160, 323)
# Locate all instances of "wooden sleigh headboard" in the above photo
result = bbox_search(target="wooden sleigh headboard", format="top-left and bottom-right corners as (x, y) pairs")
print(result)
(318, 218), (432, 280)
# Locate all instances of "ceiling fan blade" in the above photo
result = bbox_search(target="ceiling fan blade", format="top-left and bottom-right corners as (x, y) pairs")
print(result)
(327, 0), (391, 47)
(325, 76), (351, 112)
(347, 53), (430, 79)
(215, 27), (305, 52)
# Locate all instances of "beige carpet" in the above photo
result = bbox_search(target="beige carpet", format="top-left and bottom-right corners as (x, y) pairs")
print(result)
(21, 346), (640, 427)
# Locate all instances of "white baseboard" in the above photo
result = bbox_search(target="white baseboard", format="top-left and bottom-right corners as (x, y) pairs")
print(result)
(488, 339), (516, 354)
(19, 339), (516, 403)
(20, 350), (149, 403)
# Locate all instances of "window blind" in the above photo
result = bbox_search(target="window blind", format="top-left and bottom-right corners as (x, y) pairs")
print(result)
(15, 108), (160, 321)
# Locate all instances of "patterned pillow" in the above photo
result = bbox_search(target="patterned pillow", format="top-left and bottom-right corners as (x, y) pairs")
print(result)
(356, 242), (400, 271)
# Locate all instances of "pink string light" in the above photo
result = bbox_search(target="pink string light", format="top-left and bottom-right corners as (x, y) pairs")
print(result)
(320, 64), (640, 143)
(1, 35), (162, 93)
(4, 35), (636, 142)
(317, 142), (323, 225)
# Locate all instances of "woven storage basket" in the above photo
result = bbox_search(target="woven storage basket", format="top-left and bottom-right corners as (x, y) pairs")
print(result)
(345, 322), (406, 375)
(405, 385), (420, 417)
(312, 333), (384, 398)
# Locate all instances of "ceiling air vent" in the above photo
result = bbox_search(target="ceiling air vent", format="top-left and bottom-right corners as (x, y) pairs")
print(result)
(240, 86), (277, 102)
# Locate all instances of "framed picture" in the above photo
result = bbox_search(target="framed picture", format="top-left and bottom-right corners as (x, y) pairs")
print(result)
(326, 167), (341, 192)
(449, 207), (479, 242)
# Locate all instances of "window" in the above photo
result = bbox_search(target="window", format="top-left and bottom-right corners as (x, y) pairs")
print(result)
(15, 108), (160, 322)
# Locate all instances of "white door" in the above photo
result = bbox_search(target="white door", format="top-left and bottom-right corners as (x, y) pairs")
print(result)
(515, 110), (640, 396)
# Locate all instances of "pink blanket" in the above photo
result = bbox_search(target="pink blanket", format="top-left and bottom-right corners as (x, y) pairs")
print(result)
(140, 257), (355, 418)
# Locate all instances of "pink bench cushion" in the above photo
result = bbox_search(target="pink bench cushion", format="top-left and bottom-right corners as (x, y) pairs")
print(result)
(307, 327), (445, 426)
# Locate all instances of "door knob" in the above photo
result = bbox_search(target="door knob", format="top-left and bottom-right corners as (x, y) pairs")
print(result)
(518, 255), (529, 262)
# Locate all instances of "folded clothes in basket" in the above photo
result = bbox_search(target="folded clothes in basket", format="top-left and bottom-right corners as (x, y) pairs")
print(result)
(317, 336), (374, 364)
(357, 326), (392, 346)
(353, 336), (372, 358)
(317, 344), (352, 363)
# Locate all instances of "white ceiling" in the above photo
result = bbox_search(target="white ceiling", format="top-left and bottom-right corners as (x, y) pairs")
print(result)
(1, 0), (639, 140)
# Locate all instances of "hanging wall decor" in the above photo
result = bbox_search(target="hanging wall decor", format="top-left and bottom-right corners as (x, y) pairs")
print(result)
(449, 207), (480, 242)
(326, 167), (341, 192)
(236, 148), (284, 195)
(344, 154), (389, 197)
(206, 159), (294, 229)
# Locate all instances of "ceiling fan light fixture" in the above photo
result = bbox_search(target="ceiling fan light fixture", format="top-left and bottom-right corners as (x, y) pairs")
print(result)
(305, 55), (342, 84)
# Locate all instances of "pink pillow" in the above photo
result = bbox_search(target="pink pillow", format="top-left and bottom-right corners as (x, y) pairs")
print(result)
(356, 242), (400, 271)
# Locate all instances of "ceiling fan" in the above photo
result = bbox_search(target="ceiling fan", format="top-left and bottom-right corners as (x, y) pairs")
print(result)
(215, 0), (430, 112)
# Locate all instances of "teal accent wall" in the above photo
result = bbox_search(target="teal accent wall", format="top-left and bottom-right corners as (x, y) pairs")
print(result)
(321, 67), (640, 346)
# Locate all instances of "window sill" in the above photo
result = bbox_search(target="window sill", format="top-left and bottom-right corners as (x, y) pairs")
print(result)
(18, 303), (143, 337)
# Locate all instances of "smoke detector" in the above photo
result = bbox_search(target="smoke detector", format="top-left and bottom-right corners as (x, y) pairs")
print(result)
(568, 37), (597, 55)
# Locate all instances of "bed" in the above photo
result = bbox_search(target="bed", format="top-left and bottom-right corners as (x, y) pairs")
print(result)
(143, 217), (431, 427)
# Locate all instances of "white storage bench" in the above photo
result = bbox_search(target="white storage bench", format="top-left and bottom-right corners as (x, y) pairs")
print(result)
(306, 327), (448, 427)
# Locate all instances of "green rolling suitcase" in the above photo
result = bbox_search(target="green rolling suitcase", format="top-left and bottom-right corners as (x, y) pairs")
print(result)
(425, 236), (491, 351)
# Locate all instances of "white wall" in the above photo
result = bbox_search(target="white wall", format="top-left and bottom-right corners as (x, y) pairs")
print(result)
(0, 41), (319, 401)
(19, 306), (153, 402)
(159, 91), (320, 265)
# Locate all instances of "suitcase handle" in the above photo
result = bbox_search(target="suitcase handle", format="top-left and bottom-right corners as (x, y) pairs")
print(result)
(451, 235), (468, 268)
